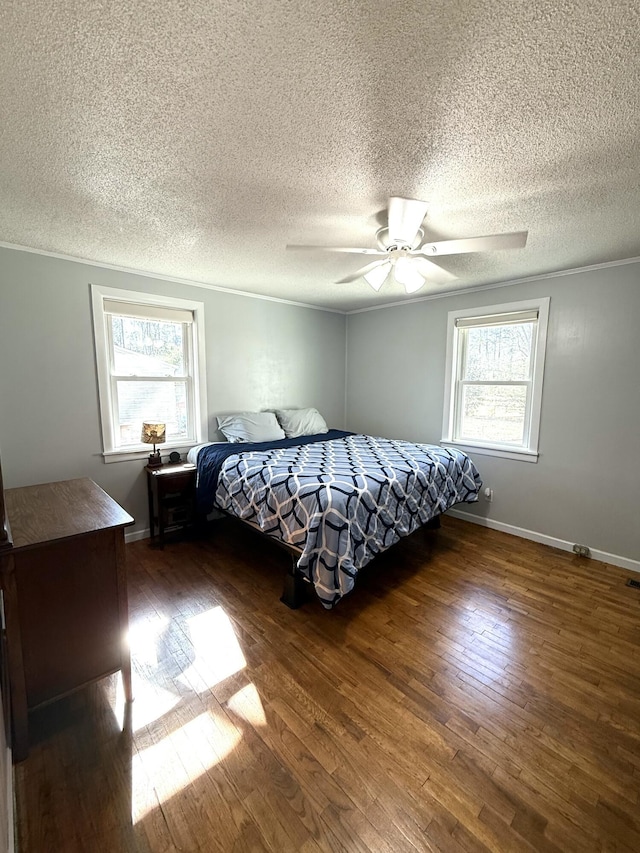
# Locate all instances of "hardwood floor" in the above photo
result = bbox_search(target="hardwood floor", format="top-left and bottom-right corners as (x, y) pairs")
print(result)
(14, 517), (640, 852)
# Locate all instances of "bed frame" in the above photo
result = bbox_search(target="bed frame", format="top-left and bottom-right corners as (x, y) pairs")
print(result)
(221, 510), (441, 609)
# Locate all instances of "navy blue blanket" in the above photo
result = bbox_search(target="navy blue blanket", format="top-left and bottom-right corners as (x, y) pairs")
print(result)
(196, 430), (352, 514)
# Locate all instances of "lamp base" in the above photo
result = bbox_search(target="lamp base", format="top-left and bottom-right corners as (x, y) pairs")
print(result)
(147, 451), (162, 467)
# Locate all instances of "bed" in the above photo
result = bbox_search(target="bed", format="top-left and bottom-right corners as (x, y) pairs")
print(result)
(193, 429), (482, 609)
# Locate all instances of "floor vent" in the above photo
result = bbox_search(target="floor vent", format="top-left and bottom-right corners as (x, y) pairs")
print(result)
(626, 578), (640, 589)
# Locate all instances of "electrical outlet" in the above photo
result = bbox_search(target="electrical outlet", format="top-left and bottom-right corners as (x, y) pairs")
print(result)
(483, 487), (493, 502)
(572, 544), (590, 558)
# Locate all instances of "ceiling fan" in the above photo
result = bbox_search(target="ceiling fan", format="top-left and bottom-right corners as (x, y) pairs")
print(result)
(287, 197), (528, 294)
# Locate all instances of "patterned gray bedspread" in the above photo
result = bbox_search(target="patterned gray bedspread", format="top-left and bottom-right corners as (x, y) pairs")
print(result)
(213, 433), (482, 607)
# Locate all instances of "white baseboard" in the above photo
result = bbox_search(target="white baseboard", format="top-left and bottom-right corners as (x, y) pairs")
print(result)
(124, 513), (639, 574)
(446, 509), (640, 574)
(125, 527), (150, 543)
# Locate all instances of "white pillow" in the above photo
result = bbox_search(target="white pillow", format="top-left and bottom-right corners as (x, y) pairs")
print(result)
(217, 412), (285, 443)
(275, 407), (328, 438)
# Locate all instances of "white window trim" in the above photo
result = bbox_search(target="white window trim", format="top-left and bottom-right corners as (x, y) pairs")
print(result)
(91, 285), (208, 463)
(441, 297), (550, 463)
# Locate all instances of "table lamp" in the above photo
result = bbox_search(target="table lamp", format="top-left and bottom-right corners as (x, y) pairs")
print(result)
(141, 422), (166, 467)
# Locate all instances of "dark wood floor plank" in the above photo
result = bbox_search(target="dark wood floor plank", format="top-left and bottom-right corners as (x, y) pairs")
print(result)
(13, 516), (640, 852)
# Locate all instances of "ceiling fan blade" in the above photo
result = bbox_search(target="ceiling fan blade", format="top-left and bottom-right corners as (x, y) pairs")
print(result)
(286, 244), (385, 255)
(336, 259), (389, 284)
(418, 231), (528, 257)
(387, 197), (429, 245)
(412, 257), (458, 284)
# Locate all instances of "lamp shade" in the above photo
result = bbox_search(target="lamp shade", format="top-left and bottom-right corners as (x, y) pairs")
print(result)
(141, 423), (166, 445)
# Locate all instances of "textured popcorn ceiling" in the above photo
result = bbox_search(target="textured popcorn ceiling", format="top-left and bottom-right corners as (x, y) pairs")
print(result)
(1, 1), (639, 311)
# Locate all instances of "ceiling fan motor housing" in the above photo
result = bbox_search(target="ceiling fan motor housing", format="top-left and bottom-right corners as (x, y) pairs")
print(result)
(375, 226), (424, 252)
(387, 246), (412, 262)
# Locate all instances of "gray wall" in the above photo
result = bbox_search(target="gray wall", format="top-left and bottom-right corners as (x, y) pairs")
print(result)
(0, 247), (346, 535)
(2, 244), (638, 563)
(346, 262), (640, 563)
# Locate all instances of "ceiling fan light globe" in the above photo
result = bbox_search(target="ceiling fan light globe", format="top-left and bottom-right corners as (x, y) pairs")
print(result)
(403, 275), (426, 294)
(393, 256), (426, 293)
(364, 262), (391, 291)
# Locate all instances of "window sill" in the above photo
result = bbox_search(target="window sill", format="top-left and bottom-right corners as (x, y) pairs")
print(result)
(441, 440), (539, 464)
(102, 441), (197, 464)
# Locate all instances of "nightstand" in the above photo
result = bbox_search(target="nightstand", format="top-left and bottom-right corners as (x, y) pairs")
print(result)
(146, 463), (197, 548)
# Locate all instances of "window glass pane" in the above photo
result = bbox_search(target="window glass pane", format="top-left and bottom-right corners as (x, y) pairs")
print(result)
(116, 381), (188, 446)
(463, 323), (533, 381)
(111, 316), (185, 377)
(457, 385), (527, 445)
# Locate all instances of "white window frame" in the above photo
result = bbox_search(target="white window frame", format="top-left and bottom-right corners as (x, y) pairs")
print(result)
(441, 297), (550, 463)
(91, 285), (208, 463)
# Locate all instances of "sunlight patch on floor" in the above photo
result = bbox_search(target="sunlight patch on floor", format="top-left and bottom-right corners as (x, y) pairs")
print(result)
(129, 614), (170, 667)
(111, 669), (180, 732)
(226, 682), (267, 727)
(131, 710), (241, 823)
(177, 606), (247, 692)
(133, 680), (180, 733)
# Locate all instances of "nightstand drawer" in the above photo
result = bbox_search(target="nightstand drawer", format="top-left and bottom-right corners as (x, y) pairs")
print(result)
(156, 471), (196, 496)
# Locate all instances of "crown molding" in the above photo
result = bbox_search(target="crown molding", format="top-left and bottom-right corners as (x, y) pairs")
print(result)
(0, 241), (344, 314)
(345, 254), (640, 315)
(2, 239), (639, 317)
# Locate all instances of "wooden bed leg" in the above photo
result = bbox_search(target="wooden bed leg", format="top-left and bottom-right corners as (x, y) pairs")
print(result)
(424, 514), (441, 530)
(280, 557), (306, 609)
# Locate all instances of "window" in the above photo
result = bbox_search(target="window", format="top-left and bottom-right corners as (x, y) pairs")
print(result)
(92, 286), (207, 462)
(442, 298), (550, 462)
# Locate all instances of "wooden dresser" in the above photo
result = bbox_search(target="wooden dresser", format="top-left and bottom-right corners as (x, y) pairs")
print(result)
(0, 477), (134, 761)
